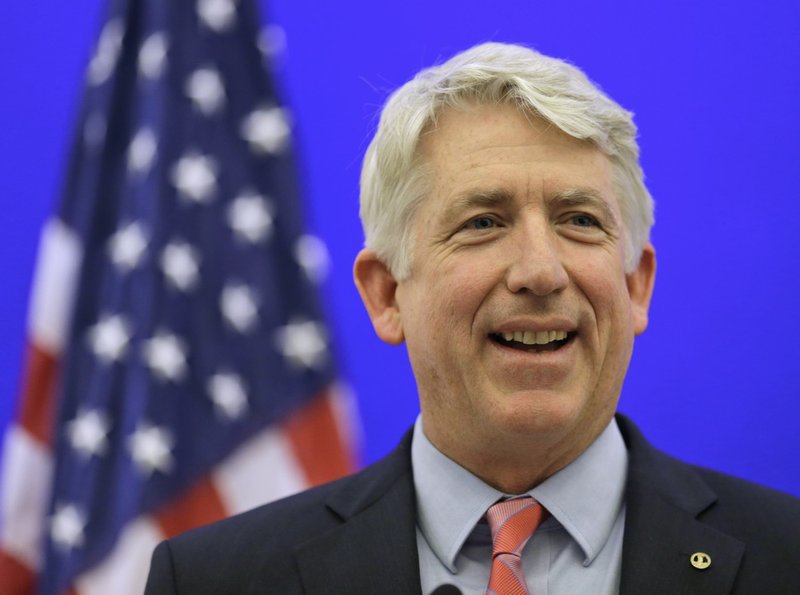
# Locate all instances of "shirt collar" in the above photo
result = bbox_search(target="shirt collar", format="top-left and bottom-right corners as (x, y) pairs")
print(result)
(411, 417), (627, 571)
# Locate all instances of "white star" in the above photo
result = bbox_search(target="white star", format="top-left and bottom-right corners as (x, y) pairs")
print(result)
(227, 190), (274, 243)
(220, 283), (259, 333)
(86, 313), (132, 363)
(258, 24), (287, 58)
(185, 67), (226, 115)
(127, 128), (158, 174)
(128, 422), (174, 476)
(171, 152), (218, 203)
(240, 106), (291, 154)
(108, 221), (149, 271)
(142, 331), (188, 382)
(207, 371), (248, 420)
(294, 234), (330, 283)
(139, 32), (168, 79)
(274, 319), (328, 370)
(50, 503), (86, 551)
(88, 20), (124, 85)
(83, 113), (107, 148)
(160, 240), (200, 291)
(197, 0), (237, 32)
(66, 409), (110, 458)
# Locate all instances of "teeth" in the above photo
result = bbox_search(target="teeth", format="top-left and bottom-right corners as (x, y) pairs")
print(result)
(498, 330), (569, 345)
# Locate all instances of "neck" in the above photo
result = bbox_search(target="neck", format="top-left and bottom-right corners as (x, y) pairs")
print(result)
(422, 415), (611, 494)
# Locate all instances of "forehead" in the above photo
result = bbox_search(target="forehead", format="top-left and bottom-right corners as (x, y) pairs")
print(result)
(417, 103), (617, 214)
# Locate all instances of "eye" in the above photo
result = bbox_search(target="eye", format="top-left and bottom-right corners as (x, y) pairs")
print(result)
(569, 213), (599, 227)
(465, 216), (496, 230)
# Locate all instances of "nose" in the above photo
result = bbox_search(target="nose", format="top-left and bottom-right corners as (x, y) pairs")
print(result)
(505, 225), (569, 296)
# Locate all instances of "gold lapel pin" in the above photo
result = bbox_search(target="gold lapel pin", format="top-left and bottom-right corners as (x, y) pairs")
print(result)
(690, 552), (711, 570)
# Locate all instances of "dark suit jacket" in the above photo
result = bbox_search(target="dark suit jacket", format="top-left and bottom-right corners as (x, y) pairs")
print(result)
(144, 415), (800, 594)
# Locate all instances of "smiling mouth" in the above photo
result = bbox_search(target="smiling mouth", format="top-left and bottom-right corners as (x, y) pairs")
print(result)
(490, 330), (575, 352)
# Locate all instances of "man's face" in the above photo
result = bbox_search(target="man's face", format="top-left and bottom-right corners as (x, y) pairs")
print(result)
(356, 103), (655, 482)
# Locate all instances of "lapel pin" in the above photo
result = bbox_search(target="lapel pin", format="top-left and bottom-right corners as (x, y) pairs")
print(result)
(690, 552), (711, 570)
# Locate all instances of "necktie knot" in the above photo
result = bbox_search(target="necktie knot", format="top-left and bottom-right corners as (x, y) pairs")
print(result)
(485, 497), (544, 595)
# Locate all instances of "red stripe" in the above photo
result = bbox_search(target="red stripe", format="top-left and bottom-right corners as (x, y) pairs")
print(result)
(282, 388), (355, 487)
(16, 343), (59, 446)
(0, 550), (36, 595)
(153, 476), (227, 538)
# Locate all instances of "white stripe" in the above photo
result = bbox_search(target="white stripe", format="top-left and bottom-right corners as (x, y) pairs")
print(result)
(28, 218), (83, 353)
(0, 427), (54, 569)
(327, 382), (362, 459)
(74, 517), (162, 595)
(212, 426), (306, 515)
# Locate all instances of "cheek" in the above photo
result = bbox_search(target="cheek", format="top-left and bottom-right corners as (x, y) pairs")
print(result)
(445, 274), (498, 337)
(573, 259), (631, 314)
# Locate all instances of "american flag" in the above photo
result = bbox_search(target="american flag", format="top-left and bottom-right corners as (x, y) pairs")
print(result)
(0, 0), (358, 593)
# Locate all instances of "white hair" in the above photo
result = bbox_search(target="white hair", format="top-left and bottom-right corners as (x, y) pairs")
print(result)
(359, 42), (654, 278)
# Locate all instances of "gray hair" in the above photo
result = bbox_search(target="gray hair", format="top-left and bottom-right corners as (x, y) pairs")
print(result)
(359, 42), (654, 278)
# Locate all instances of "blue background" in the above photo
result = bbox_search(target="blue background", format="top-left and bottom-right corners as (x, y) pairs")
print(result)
(2, 1), (798, 497)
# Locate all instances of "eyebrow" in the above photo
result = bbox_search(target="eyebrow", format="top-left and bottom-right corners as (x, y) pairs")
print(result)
(550, 188), (620, 228)
(441, 187), (619, 227)
(440, 189), (514, 222)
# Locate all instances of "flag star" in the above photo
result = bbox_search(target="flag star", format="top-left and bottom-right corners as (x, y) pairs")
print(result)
(294, 234), (330, 283)
(86, 314), (132, 363)
(108, 221), (149, 271)
(240, 106), (291, 154)
(142, 331), (188, 382)
(127, 128), (158, 174)
(128, 423), (174, 476)
(50, 503), (86, 551)
(66, 409), (111, 458)
(227, 190), (274, 243)
(88, 19), (124, 85)
(185, 67), (226, 115)
(160, 240), (200, 291)
(207, 371), (248, 420)
(198, 0), (237, 32)
(139, 32), (168, 79)
(83, 113), (107, 148)
(275, 319), (328, 370)
(258, 24), (287, 58)
(220, 283), (259, 333)
(171, 152), (218, 203)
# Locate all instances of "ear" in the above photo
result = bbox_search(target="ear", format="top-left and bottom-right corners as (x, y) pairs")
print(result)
(353, 249), (405, 345)
(626, 243), (656, 336)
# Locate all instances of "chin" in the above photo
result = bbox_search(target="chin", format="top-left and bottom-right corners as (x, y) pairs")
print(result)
(490, 391), (600, 438)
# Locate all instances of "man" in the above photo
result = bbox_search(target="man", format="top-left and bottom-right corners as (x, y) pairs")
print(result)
(145, 43), (800, 594)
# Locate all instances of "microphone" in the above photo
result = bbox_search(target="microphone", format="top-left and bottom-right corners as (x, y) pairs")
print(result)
(430, 585), (463, 595)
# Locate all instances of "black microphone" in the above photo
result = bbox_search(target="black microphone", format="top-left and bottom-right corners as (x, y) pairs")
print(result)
(430, 585), (463, 595)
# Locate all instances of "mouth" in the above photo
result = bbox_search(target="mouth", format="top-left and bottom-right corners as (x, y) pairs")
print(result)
(489, 330), (576, 353)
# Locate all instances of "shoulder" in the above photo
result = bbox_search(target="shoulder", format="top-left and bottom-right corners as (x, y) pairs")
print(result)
(617, 414), (800, 590)
(145, 431), (415, 594)
(688, 463), (800, 543)
(619, 414), (800, 522)
(145, 479), (344, 595)
(173, 476), (346, 556)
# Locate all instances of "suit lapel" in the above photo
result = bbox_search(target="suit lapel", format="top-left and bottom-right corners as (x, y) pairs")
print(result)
(294, 433), (423, 595)
(618, 416), (744, 595)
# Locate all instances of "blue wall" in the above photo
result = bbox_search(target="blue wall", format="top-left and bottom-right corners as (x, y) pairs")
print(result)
(2, 0), (799, 496)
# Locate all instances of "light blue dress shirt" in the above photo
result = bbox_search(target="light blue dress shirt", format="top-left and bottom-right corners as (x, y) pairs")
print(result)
(411, 417), (628, 595)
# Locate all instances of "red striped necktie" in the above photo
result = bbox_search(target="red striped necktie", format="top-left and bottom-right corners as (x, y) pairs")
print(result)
(485, 497), (545, 595)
